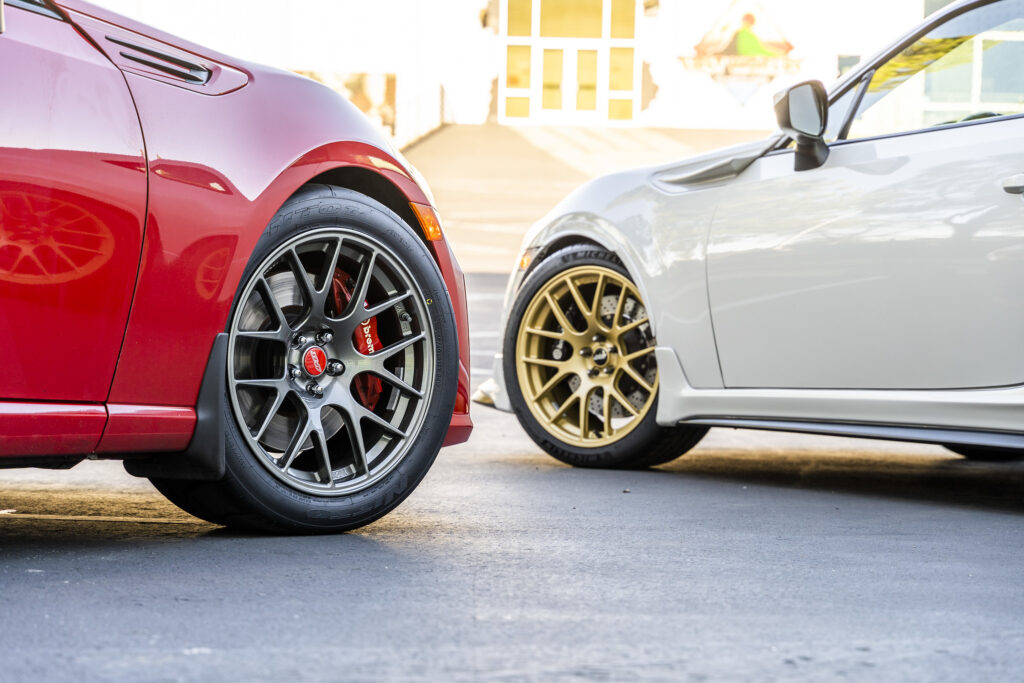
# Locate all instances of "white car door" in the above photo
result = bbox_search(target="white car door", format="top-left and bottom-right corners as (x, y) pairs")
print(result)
(706, 0), (1024, 390)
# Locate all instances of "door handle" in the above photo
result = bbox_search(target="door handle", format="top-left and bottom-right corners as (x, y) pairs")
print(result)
(1003, 174), (1024, 195)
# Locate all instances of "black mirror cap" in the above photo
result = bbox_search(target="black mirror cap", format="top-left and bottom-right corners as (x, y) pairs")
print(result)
(774, 80), (830, 171)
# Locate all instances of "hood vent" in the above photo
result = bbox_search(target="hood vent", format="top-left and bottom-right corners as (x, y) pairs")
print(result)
(106, 36), (211, 85)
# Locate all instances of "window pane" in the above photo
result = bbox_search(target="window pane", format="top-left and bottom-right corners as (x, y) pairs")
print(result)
(543, 49), (564, 110)
(540, 0), (602, 38)
(508, 0), (532, 37)
(981, 39), (1024, 103)
(506, 97), (531, 117)
(610, 0), (635, 39)
(848, 0), (1024, 140)
(507, 45), (531, 89)
(609, 47), (634, 91)
(824, 86), (857, 142)
(577, 50), (598, 110)
(609, 99), (633, 120)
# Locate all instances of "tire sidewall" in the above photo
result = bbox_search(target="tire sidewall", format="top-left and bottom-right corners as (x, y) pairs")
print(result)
(221, 186), (458, 531)
(503, 245), (665, 468)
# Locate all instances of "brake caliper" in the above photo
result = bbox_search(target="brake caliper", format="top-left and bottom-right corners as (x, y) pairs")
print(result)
(331, 270), (383, 410)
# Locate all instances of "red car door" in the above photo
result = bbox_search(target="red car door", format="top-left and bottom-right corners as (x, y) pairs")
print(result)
(0, 0), (147, 402)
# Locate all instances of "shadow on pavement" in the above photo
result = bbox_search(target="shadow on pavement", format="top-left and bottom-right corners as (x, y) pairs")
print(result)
(655, 448), (1024, 514)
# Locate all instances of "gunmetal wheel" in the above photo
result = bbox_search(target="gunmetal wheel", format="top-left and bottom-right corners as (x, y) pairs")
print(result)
(228, 228), (432, 495)
(150, 185), (458, 532)
(504, 245), (706, 468)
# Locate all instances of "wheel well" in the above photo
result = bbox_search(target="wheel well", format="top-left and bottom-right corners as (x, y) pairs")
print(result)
(527, 235), (609, 280)
(305, 167), (424, 242)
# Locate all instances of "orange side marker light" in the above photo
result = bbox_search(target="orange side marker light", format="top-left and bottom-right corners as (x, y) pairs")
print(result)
(409, 202), (444, 241)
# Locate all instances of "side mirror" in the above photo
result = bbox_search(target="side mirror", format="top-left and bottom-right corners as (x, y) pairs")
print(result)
(774, 80), (829, 171)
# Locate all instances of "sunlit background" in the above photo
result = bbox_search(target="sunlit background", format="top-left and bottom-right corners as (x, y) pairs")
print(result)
(86, 0), (960, 271)
(91, 0), (958, 144)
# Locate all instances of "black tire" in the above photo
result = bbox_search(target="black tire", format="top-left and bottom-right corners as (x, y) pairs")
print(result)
(504, 244), (707, 469)
(944, 444), (1024, 462)
(151, 185), (458, 533)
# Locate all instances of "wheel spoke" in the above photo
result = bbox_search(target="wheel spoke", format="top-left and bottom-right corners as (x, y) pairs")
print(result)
(591, 274), (606, 317)
(277, 409), (312, 471)
(613, 287), (627, 329)
(252, 389), (288, 441)
(370, 332), (425, 361)
(620, 364), (654, 394)
(235, 377), (286, 390)
(285, 249), (316, 314)
(255, 277), (290, 333)
(522, 356), (566, 369)
(531, 370), (571, 401)
(374, 369), (424, 399)
(623, 346), (655, 363)
(602, 387), (613, 439)
(580, 386), (596, 437)
(565, 277), (591, 317)
(611, 387), (639, 416)
(358, 407), (408, 440)
(617, 317), (650, 335)
(313, 238), (343, 306)
(235, 328), (287, 343)
(525, 326), (565, 341)
(363, 290), (413, 319)
(547, 392), (580, 425)
(310, 422), (334, 488)
(338, 407), (370, 475)
(544, 292), (577, 334)
(341, 252), (377, 320)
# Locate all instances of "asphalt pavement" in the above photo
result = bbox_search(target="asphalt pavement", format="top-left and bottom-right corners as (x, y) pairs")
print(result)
(2, 271), (1023, 681)
(2, 126), (1023, 681)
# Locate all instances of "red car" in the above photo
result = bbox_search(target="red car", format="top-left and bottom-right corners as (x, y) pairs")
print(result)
(0, 0), (472, 531)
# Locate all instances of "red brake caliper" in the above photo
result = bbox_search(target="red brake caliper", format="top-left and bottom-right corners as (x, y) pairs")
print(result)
(331, 270), (383, 410)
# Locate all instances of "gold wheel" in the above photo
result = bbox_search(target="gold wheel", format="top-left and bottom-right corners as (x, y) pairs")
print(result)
(515, 265), (657, 448)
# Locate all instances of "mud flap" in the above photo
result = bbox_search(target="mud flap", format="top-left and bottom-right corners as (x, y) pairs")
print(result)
(123, 334), (227, 481)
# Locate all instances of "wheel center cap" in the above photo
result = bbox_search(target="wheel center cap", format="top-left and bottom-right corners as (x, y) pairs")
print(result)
(303, 346), (328, 377)
(592, 347), (609, 366)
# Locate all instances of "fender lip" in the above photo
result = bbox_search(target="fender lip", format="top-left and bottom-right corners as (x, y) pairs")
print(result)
(123, 333), (227, 481)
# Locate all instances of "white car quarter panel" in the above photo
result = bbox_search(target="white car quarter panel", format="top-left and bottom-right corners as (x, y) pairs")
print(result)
(708, 116), (1024, 389)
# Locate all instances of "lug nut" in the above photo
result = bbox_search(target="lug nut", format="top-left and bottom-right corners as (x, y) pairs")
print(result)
(592, 334), (605, 343)
(603, 367), (614, 375)
(289, 366), (302, 379)
(327, 360), (345, 376)
(608, 346), (618, 354)
(588, 368), (600, 377)
(316, 330), (334, 345)
(306, 382), (324, 397)
(294, 334), (309, 347)
(579, 348), (592, 357)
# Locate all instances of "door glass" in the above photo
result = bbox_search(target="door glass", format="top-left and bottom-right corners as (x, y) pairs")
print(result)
(609, 98), (632, 120)
(609, 47), (633, 90)
(507, 45), (531, 88)
(610, 0), (635, 39)
(847, 0), (1024, 140)
(543, 49), (564, 109)
(508, 0), (532, 36)
(577, 49), (598, 110)
(824, 85), (857, 142)
(540, 0), (602, 38)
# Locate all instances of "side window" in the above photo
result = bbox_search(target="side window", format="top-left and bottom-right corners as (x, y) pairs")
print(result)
(847, 0), (1024, 140)
(824, 86), (859, 142)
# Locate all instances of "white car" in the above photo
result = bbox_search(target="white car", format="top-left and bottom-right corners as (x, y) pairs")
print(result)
(478, 0), (1024, 467)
